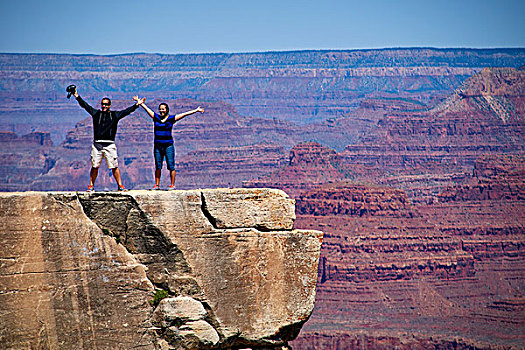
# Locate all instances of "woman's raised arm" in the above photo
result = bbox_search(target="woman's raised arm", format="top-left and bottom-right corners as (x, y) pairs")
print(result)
(133, 96), (155, 119)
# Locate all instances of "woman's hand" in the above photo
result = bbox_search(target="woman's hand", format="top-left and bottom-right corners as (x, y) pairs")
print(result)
(133, 96), (146, 105)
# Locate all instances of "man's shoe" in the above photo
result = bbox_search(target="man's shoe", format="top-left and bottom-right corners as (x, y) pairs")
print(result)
(117, 185), (128, 192)
(152, 184), (160, 190)
(168, 185), (175, 190)
(87, 185), (95, 192)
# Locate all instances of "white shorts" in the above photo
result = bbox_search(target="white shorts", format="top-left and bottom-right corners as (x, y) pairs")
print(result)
(91, 143), (118, 169)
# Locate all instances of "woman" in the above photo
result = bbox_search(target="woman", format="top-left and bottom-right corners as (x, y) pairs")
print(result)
(134, 97), (204, 189)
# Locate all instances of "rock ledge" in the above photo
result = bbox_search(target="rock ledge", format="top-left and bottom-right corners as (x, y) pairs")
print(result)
(0, 188), (323, 349)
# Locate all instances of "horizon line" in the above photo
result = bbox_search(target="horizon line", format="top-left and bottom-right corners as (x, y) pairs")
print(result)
(1, 46), (525, 57)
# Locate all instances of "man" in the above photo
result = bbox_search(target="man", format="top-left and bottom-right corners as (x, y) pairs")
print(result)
(133, 97), (203, 190)
(72, 87), (143, 191)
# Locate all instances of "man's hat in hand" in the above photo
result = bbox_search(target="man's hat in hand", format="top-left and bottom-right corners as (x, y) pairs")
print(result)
(66, 84), (76, 99)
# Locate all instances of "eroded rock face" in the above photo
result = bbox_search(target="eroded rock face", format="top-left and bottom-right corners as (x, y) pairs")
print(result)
(289, 158), (525, 350)
(0, 188), (323, 349)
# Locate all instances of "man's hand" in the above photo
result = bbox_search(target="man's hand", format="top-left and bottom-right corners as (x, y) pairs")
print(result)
(73, 87), (78, 98)
(196, 106), (204, 113)
(133, 96), (145, 105)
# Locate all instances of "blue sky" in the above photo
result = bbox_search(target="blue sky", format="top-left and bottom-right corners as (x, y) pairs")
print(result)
(1, 0), (524, 54)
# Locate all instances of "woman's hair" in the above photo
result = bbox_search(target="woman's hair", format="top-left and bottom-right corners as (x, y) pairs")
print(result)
(159, 103), (169, 114)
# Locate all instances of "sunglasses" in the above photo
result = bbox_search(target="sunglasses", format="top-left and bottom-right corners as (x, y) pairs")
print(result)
(101, 103), (111, 106)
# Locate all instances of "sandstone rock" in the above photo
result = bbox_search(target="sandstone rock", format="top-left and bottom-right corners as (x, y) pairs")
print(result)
(201, 188), (295, 230)
(0, 189), (323, 349)
(155, 296), (207, 326)
(154, 296), (220, 349)
(127, 189), (322, 345)
(167, 320), (220, 349)
(0, 192), (155, 349)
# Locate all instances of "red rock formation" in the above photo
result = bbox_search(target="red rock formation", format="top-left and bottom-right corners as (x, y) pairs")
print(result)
(438, 155), (525, 202)
(293, 331), (505, 350)
(296, 182), (414, 218)
(175, 143), (287, 190)
(0, 53), (524, 348)
(0, 131), (53, 146)
(293, 178), (525, 349)
(244, 142), (356, 197)
(239, 75), (525, 348)
(433, 67), (525, 123)
(0, 131), (18, 143)
(343, 67), (525, 179)
(290, 157), (525, 349)
(0, 132), (55, 191)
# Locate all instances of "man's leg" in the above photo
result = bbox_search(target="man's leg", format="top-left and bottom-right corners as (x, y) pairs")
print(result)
(89, 143), (103, 189)
(104, 144), (125, 190)
(112, 167), (124, 188)
(89, 167), (99, 187)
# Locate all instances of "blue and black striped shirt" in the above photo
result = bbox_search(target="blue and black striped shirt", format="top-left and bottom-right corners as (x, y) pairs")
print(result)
(153, 113), (175, 146)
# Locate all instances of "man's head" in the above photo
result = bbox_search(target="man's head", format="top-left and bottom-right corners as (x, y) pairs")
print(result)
(159, 103), (169, 117)
(101, 98), (111, 111)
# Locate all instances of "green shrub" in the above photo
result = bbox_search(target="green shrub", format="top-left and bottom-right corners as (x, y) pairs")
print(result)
(149, 289), (169, 307)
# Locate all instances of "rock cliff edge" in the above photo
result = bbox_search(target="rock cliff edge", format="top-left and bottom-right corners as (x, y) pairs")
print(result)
(0, 188), (323, 349)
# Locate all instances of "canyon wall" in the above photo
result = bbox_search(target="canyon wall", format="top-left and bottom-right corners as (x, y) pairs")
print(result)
(0, 188), (323, 349)
(289, 163), (524, 349)
(1, 48), (524, 144)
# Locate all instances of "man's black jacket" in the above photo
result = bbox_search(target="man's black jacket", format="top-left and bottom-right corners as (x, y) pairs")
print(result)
(76, 95), (139, 143)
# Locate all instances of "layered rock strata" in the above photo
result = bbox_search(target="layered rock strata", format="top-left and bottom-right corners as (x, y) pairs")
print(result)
(251, 67), (525, 207)
(0, 188), (323, 349)
(342, 67), (525, 180)
(289, 163), (524, 349)
(245, 142), (355, 198)
(2, 49), (524, 149)
(2, 65), (524, 194)
(0, 132), (56, 192)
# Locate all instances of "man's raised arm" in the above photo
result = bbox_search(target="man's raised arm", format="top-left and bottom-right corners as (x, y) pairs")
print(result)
(114, 96), (143, 120)
(73, 88), (97, 116)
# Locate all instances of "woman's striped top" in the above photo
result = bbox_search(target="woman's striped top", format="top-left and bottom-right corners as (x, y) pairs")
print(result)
(153, 113), (175, 145)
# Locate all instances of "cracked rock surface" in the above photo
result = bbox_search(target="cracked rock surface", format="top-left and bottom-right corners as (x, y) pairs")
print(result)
(0, 188), (323, 349)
